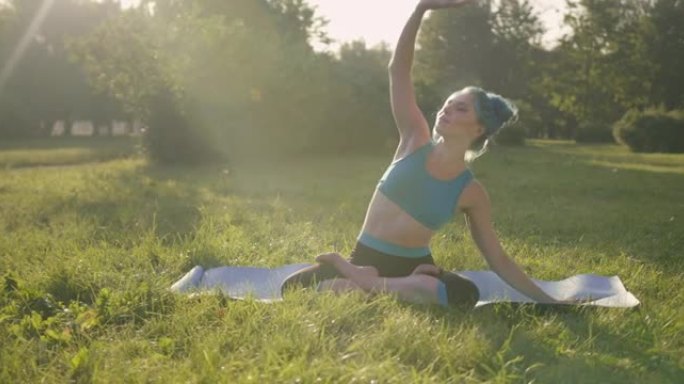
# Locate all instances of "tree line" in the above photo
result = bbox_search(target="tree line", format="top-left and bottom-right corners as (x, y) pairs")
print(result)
(0, 0), (682, 162)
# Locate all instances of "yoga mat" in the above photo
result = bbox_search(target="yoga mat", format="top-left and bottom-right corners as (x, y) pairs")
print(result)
(170, 264), (640, 308)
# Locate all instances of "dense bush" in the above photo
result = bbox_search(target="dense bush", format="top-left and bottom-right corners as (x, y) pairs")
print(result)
(0, 96), (35, 138)
(144, 93), (224, 164)
(574, 122), (615, 143)
(513, 100), (544, 139)
(613, 109), (684, 153)
(493, 121), (526, 146)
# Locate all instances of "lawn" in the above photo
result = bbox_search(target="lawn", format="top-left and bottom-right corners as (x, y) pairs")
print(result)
(0, 139), (682, 383)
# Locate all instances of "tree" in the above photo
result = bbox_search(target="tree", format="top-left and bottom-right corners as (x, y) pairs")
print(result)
(414, 0), (551, 139)
(310, 41), (394, 153)
(415, 1), (495, 106)
(645, 0), (684, 109)
(543, 0), (653, 133)
(73, 0), (335, 162)
(0, 0), (123, 138)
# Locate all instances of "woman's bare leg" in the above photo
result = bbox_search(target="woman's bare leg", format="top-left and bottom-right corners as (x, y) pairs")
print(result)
(317, 278), (364, 293)
(316, 253), (379, 278)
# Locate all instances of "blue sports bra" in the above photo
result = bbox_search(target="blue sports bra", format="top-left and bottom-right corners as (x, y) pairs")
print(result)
(377, 141), (473, 230)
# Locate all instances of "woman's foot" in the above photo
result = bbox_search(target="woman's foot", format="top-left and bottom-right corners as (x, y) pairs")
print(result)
(316, 252), (379, 278)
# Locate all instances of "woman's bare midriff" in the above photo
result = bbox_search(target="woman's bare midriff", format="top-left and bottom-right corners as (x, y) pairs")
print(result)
(359, 190), (435, 248)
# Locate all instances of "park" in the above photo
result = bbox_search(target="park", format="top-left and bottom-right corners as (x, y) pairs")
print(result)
(1, 0), (683, 382)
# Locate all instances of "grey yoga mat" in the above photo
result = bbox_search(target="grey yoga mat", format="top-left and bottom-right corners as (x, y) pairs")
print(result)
(170, 264), (640, 308)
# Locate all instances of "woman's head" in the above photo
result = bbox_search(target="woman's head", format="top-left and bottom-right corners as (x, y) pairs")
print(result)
(433, 86), (518, 161)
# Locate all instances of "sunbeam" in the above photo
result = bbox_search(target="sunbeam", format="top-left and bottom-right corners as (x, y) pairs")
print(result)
(0, 0), (55, 94)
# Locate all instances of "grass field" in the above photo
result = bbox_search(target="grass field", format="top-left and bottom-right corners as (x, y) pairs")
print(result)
(0, 138), (682, 383)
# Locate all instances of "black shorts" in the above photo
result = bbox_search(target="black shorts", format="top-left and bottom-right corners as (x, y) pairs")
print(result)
(281, 242), (433, 291)
(282, 242), (480, 307)
(353, 244), (479, 306)
(349, 242), (435, 277)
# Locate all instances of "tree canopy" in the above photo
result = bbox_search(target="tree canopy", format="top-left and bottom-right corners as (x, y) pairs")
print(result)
(1, 0), (683, 156)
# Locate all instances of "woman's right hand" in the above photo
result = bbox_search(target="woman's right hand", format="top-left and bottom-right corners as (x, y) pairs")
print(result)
(417, 0), (477, 11)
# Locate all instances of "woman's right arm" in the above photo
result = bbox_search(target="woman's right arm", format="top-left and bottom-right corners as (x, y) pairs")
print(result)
(389, 0), (475, 154)
(388, 6), (431, 151)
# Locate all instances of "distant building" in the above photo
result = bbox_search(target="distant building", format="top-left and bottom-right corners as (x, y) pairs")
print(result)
(49, 119), (143, 137)
(71, 121), (94, 136)
(51, 121), (65, 136)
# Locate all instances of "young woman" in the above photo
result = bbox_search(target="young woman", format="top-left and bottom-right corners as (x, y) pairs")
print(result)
(283, 0), (563, 307)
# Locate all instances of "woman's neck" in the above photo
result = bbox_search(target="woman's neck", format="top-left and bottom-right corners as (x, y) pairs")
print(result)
(431, 138), (468, 168)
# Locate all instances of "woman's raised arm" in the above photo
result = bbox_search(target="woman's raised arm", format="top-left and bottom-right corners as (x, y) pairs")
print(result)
(389, 0), (475, 153)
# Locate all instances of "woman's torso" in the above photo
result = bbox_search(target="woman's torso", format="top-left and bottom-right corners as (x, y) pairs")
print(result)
(358, 140), (474, 251)
(361, 190), (434, 248)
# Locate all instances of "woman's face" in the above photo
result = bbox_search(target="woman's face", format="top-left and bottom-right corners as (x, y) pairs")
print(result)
(434, 91), (483, 141)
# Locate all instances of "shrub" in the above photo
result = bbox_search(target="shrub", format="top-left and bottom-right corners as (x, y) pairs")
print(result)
(574, 122), (615, 143)
(613, 108), (684, 153)
(513, 99), (544, 139)
(0, 96), (34, 138)
(494, 123), (526, 146)
(143, 93), (224, 164)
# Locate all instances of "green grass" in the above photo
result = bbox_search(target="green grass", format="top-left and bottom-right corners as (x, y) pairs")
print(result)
(0, 137), (140, 168)
(0, 139), (682, 383)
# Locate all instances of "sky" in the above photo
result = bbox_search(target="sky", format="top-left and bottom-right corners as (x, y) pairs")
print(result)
(310, 0), (569, 49)
(119, 0), (569, 49)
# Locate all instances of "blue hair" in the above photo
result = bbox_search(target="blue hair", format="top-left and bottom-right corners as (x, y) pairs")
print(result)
(431, 86), (517, 162)
(466, 86), (518, 136)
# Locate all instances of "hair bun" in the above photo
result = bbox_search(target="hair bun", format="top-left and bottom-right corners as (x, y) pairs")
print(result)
(486, 94), (518, 134)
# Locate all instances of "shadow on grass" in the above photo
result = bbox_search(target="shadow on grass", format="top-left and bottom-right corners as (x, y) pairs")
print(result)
(416, 302), (681, 382)
(30, 162), (235, 304)
(42, 163), (209, 245)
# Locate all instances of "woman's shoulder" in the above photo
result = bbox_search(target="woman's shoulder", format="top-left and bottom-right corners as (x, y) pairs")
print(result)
(458, 178), (490, 212)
